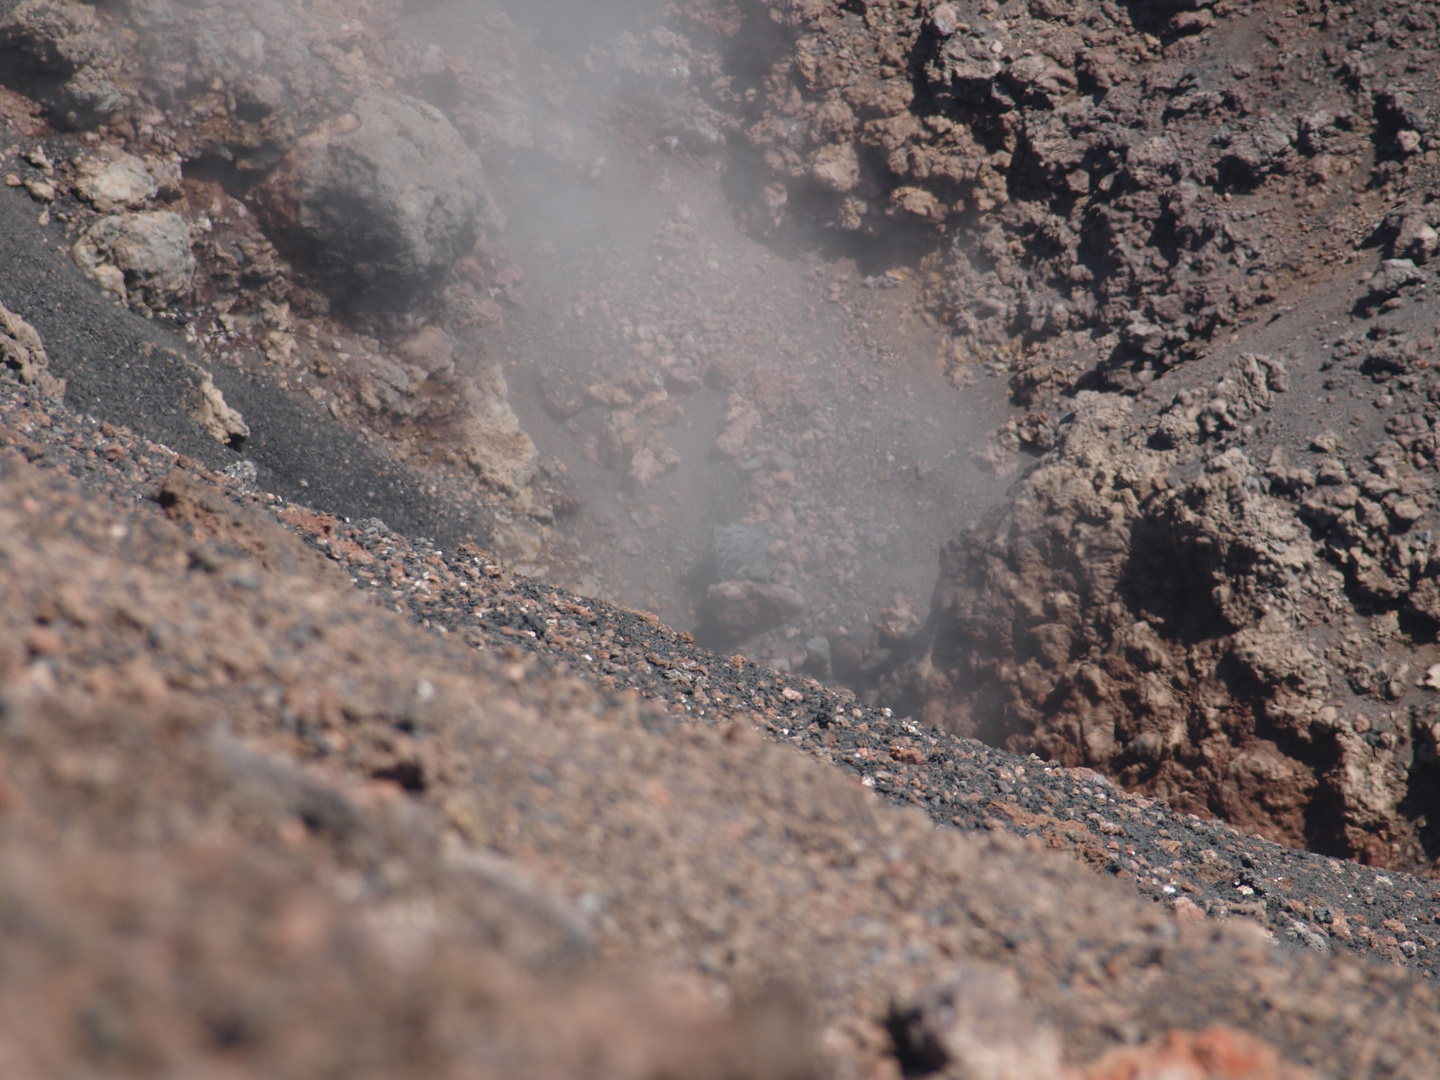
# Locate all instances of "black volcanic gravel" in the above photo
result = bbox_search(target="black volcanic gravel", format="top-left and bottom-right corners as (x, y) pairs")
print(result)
(4, 370), (1440, 978)
(0, 182), (495, 548)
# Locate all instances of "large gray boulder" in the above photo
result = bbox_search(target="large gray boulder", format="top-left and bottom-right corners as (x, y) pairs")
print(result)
(255, 92), (491, 309)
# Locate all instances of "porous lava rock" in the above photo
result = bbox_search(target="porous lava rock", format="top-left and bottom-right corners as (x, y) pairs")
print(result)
(72, 210), (196, 311)
(0, 299), (62, 399)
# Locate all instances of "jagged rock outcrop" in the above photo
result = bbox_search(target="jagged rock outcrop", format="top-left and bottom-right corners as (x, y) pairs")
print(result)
(72, 210), (196, 311)
(593, 0), (1440, 869)
(187, 367), (250, 447)
(0, 299), (63, 399)
(882, 351), (1425, 863)
(630, 0), (1420, 424)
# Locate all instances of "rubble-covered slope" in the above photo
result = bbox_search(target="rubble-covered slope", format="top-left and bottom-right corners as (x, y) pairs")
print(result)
(5, 338), (1440, 1080)
(621, 0), (1440, 868)
(883, 276), (1440, 871)
(648, 0), (1416, 405)
(890, 174), (1440, 872)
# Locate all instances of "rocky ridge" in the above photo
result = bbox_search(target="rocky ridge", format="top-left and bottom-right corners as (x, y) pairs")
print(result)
(642, 0), (1430, 409)
(880, 262), (1440, 871)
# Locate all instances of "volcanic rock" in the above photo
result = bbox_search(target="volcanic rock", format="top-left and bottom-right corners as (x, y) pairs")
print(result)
(395, 324), (459, 380)
(73, 149), (160, 213)
(451, 360), (538, 494)
(0, 299), (63, 400)
(1390, 211), (1440, 265)
(713, 523), (771, 582)
(1368, 259), (1425, 300)
(188, 368), (250, 447)
(0, 0), (123, 129)
(254, 91), (492, 309)
(72, 211), (196, 311)
(702, 579), (805, 640)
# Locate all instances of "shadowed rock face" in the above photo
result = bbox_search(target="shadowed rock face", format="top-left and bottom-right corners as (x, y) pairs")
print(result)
(254, 91), (490, 310)
(883, 337), (1440, 868)
(0, 0), (123, 129)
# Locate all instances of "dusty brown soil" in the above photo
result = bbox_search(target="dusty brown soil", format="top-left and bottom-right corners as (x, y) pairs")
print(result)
(3, 360), (1440, 1079)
